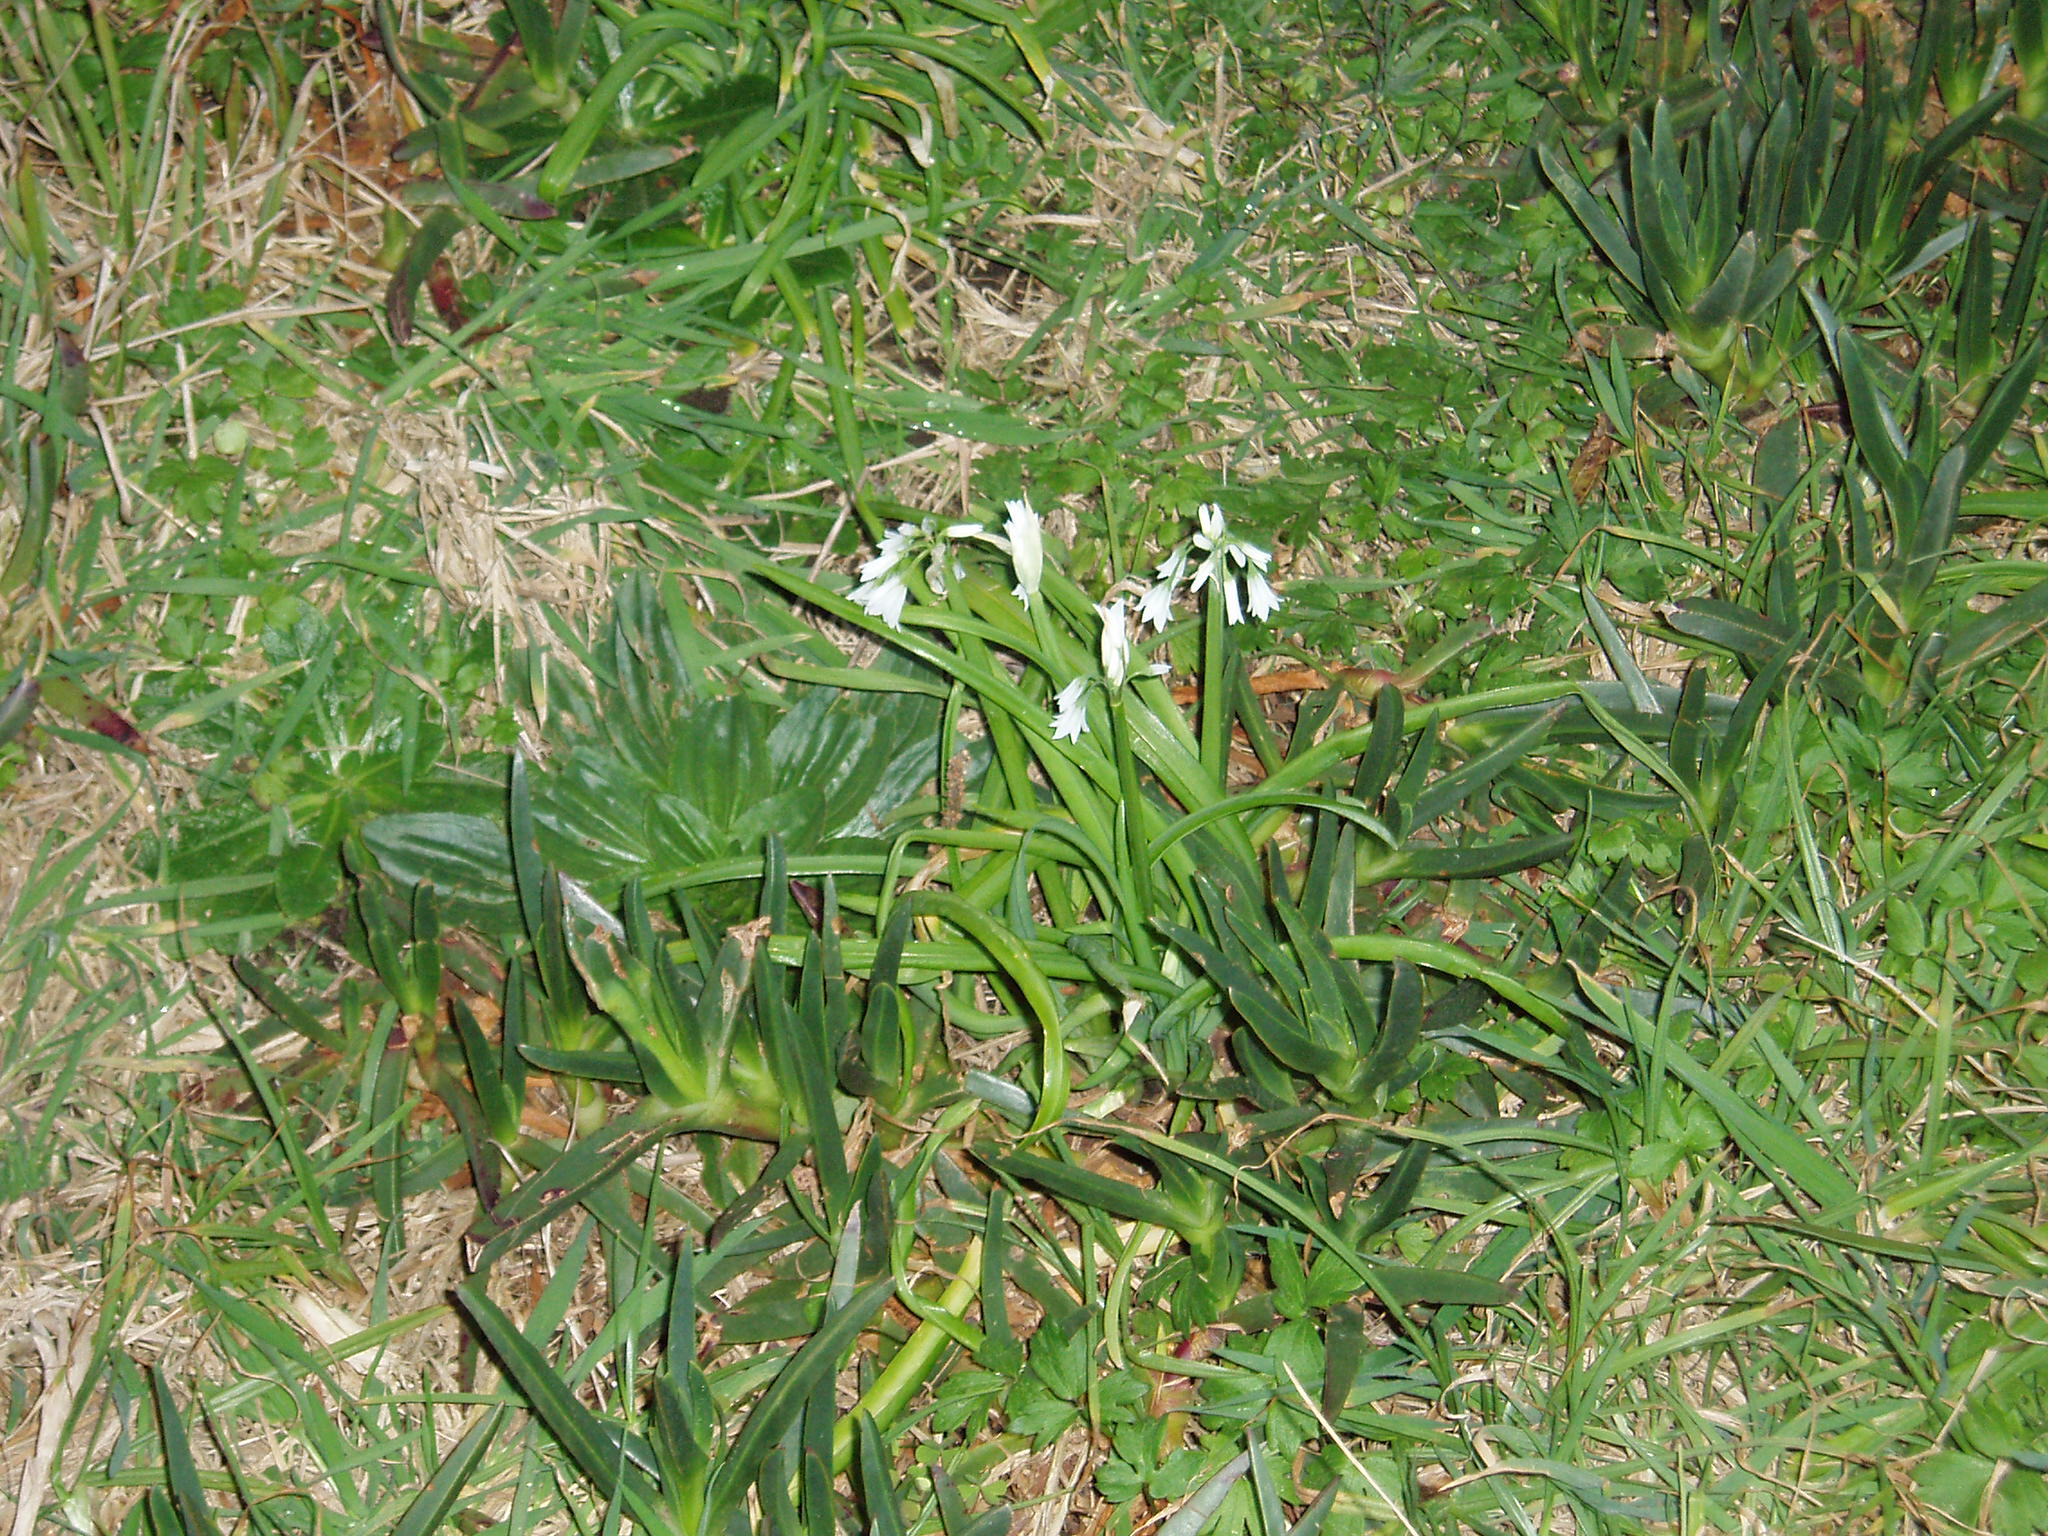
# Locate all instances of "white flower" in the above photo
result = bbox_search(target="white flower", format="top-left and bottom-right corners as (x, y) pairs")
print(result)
(858, 524), (912, 582)
(925, 521), (984, 598)
(1050, 677), (1090, 740)
(1245, 566), (1282, 621)
(848, 518), (983, 628)
(1097, 599), (1132, 687)
(1184, 502), (1281, 626)
(1139, 544), (1189, 632)
(850, 571), (910, 628)
(1003, 498), (1043, 607)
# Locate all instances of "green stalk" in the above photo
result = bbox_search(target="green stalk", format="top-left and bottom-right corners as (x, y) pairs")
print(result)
(955, 626), (1040, 819)
(33, 7), (119, 244)
(1197, 587), (1228, 788)
(828, 1236), (983, 1473)
(1106, 690), (1157, 969)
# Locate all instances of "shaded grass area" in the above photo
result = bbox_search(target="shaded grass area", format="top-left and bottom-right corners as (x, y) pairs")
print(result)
(5, 1), (2048, 1534)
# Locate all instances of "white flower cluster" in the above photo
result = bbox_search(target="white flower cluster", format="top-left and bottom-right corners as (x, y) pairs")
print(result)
(850, 499), (1044, 631)
(849, 516), (979, 630)
(843, 497), (1281, 746)
(1139, 503), (1281, 630)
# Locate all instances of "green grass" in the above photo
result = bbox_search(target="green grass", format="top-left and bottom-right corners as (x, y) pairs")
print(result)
(7, 0), (2048, 1533)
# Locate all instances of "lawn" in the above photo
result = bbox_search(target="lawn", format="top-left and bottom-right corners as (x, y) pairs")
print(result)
(5, 1), (2048, 1532)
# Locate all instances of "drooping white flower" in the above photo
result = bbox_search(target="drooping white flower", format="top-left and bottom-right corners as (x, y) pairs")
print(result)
(1182, 502), (1281, 626)
(1050, 677), (1090, 741)
(1003, 498), (1043, 608)
(1097, 599), (1132, 687)
(925, 520), (985, 598)
(1245, 567), (1283, 621)
(1139, 543), (1190, 632)
(850, 570), (911, 628)
(859, 522), (916, 584)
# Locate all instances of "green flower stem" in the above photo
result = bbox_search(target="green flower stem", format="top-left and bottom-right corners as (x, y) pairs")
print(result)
(829, 1236), (984, 1473)
(1106, 689), (1158, 969)
(915, 815), (1107, 934)
(1198, 587), (1229, 789)
(953, 626), (1040, 821)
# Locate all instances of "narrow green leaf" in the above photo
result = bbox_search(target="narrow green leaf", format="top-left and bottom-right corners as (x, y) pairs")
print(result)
(856, 1414), (908, 1536)
(231, 958), (346, 1054)
(1094, 1122), (1519, 1308)
(536, 28), (693, 205)
(1537, 142), (1646, 291)
(1960, 327), (2048, 486)
(455, 1283), (680, 1533)
(1810, 288), (1916, 505)
(392, 1406), (510, 1536)
(385, 206), (465, 345)
(897, 891), (1069, 1133)
(1410, 703), (1564, 828)
(1571, 972), (1856, 1211)
(1320, 1300), (1366, 1419)
(978, 1149), (1194, 1233)
(148, 1366), (225, 1536)
(708, 1278), (892, 1515)
(1668, 599), (1804, 666)
(1158, 918), (1344, 1080)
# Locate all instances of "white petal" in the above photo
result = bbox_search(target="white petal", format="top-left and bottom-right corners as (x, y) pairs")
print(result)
(1245, 568), (1283, 620)
(1051, 678), (1091, 740)
(1222, 576), (1243, 626)
(1137, 579), (1178, 632)
(1004, 499), (1043, 604)
(852, 573), (910, 629)
(1097, 599), (1132, 687)
(1153, 543), (1191, 588)
(1195, 502), (1227, 549)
